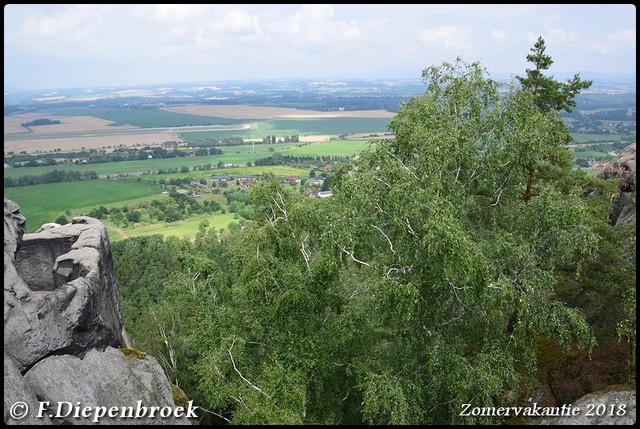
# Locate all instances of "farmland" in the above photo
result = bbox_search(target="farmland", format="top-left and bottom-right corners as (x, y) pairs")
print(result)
(5, 90), (633, 242)
(3, 179), (162, 233)
(4, 103), (384, 239)
(4, 105), (393, 154)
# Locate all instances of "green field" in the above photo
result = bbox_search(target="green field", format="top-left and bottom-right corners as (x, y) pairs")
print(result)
(571, 150), (614, 160)
(286, 140), (375, 157)
(105, 212), (239, 243)
(30, 107), (248, 128)
(142, 165), (311, 183)
(4, 140), (376, 179)
(4, 179), (162, 232)
(179, 117), (392, 142)
(570, 133), (622, 143)
(5, 109), (390, 240)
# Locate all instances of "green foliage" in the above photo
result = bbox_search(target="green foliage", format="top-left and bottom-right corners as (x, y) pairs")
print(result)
(112, 55), (633, 424)
(54, 214), (69, 225)
(517, 36), (592, 113)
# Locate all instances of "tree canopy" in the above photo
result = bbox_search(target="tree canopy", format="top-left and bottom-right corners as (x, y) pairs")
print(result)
(517, 36), (593, 113)
(112, 45), (634, 425)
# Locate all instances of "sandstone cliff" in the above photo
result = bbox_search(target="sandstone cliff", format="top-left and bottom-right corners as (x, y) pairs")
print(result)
(597, 142), (636, 227)
(4, 198), (191, 425)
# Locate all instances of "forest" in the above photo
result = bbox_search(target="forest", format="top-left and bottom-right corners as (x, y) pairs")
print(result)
(111, 39), (636, 424)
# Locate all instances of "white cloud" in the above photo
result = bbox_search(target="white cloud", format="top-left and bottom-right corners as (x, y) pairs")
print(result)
(214, 10), (258, 36)
(420, 26), (473, 50)
(490, 29), (508, 43)
(3, 4), (635, 90)
(607, 28), (635, 43)
(285, 4), (360, 46)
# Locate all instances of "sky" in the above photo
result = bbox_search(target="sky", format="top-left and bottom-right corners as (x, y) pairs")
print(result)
(3, 4), (636, 91)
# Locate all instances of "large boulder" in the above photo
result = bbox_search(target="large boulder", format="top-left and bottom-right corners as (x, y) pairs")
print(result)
(4, 352), (51, 425)
(23, 347), (192, 425)
(4, 208), (125, 372)
(4, 199), (190, 425)
(535, 388), (635, 425)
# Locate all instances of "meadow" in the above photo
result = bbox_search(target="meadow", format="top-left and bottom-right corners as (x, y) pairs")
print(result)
(4, 179), (162, 233)
(7, 104), (614, 242)
(105, 212), (239, 243)
(570, 133), (622, 143)
(4, 140), (373, 179)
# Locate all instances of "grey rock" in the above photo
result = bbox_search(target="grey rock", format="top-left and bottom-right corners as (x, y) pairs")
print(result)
(4, 352), (52, 425)
(34, 223), (62, 233)
(597, 143), (636, 227)
(4, 199), (191, 425)
(24, 347), (192, 425)
(4, 201), (125, 372)
(535, 389), (635, 425)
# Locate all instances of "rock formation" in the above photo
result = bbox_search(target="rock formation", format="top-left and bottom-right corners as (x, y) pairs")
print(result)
(4, 198), (191, 425)
(597, 142), (636, 227)
(535, 388), (636, 425)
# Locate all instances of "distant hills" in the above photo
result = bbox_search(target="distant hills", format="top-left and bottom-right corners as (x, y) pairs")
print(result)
(4, 74), (635, 110)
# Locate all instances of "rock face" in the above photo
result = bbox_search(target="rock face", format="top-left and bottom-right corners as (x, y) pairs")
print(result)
(4, 198), (190, 425)
(597, 143), (636, 227)
(535, 388), (636, 425)
(24, 347), (191, 425)
(6, 213), (125, 372)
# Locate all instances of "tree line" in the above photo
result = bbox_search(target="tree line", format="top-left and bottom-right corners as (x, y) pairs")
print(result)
(4, 169), (98, 187)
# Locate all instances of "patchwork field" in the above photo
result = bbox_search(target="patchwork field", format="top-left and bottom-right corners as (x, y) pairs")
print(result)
(4, 113), (134, 135)
(4, 105), (394, 155)
(160, 104), (397, 119)
(4, 179), (163, 233)
(4, 133), (185, 155)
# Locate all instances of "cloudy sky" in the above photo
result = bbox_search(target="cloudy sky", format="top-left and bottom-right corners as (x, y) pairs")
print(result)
(4, 4), (636, 91)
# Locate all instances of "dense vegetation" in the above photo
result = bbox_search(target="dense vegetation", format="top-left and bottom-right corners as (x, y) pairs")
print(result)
(112, 51), (635, 424)
(20, 118), (61, 127)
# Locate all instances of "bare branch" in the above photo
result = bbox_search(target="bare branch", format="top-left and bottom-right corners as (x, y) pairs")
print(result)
(449, 281), (467, 307)
(198, 406), (231, 423)
(228, 339), (271, 399)
(405, 218), (416, 237)
(300, 233), (311, 272)
(151, 309), (178, 385)
(385, 149), (418, 179)
(341, 246), (371, 267)
(342, 389), (350, 402)
(229, 395), (250, 411)
(373, 176), (392, 189)
(371, 224), (395, 254)
(373, 203), (388, 216)
(490, 187), (505, 207)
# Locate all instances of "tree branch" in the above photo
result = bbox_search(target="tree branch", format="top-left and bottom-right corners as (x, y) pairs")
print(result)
(228, 339), (271, 399)
(371, 224), (395, 254)
(341, 246), (371, 267)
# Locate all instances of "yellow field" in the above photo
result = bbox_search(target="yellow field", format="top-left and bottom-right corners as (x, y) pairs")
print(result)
(4, 104), (394, 154)
(4, 133), (183, 154)
(160, 104), (396, 119)
(4, 113), (134, 135)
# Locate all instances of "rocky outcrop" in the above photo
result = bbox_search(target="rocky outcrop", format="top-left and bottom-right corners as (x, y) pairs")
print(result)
(5, 214), (125, 372)
(597, 143), (636, 227)
(24, 347), (191, 425)
(4, 198), (190, 425)
(4, 353), (52, 425)
(535, 388), (636, 425)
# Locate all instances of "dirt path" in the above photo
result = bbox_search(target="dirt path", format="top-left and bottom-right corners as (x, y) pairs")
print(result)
(111, 227), (128, 240)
